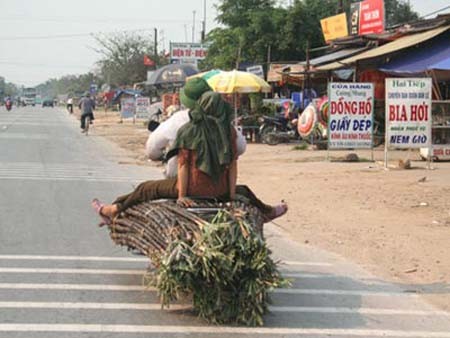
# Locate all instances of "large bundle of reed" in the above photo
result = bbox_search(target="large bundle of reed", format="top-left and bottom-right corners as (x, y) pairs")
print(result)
(105, 199), (287, 326)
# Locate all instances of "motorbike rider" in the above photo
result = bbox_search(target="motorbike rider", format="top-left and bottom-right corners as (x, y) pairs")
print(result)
(5, 96), (12, 110)
(79, 93), (95, 132)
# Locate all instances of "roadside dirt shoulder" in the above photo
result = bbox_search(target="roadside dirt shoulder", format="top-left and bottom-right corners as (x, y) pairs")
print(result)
(86, 110), (450, 311)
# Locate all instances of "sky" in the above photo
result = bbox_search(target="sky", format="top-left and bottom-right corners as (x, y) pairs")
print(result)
(0, 0), (448, 87)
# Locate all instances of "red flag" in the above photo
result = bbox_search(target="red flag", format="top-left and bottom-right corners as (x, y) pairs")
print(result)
(143, 55), (155, 66)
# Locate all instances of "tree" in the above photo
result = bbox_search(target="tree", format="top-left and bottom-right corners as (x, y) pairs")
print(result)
(204, 0), (420, 69)
(205, 0), (286, 69)
(277, 0), (338, 61)
(384, 0), (419, 27)
(0, 76), (19, 98)
(35, 72), (103, 98)
(204, 0), (339, 68)
(94, 32), (162, 87)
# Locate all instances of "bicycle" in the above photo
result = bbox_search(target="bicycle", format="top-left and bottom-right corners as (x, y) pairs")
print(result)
(84, 115), (91, 136)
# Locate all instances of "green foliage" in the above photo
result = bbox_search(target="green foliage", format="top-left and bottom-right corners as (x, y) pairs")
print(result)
(35, 73), (102, 99)
(205, 0), (286, 70)
(249, 93), (263, 114)
(384, 0), (419, 27)
(204, 0), (419, 70)
(216, 0), (276, 27)
(292, 142), (309, 150)
(147, 210), (288, 326)
(0, 76), (19, 98)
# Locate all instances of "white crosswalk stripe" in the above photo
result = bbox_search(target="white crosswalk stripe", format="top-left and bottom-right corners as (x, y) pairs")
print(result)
(1, 108), (449, 336)
(0, 254), (449, 337)
(0, 162), (150, 182)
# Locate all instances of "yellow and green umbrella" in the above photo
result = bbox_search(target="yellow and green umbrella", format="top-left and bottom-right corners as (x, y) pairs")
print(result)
(188, 69), (271, 94)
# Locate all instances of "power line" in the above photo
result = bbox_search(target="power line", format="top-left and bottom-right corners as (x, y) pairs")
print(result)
(0, 16), (201, 24)
(421, 5), (450, 18)
(0, 28), (155, 41)
(0, 61), (88, 69)
(0, 33), (94, 41)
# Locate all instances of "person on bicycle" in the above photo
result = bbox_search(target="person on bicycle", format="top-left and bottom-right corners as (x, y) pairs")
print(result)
(66, 97), (74, 114)
(79, 93), (96, 132)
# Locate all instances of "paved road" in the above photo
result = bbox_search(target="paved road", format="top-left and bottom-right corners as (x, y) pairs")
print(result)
(0, 106), (449, 338)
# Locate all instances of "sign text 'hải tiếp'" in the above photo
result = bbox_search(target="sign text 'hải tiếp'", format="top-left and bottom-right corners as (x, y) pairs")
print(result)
(385, 78), (432, 148)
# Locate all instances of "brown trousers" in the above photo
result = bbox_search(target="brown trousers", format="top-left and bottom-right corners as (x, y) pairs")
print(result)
(113, 178), (178, 212)
(113, 179), (272, 216)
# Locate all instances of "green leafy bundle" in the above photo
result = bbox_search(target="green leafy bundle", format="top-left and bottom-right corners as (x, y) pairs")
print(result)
(147, 210), (288, 326)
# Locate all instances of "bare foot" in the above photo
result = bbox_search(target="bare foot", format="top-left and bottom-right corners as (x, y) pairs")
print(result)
(91, 199), (118, 227)
(100, 204), (119, 218)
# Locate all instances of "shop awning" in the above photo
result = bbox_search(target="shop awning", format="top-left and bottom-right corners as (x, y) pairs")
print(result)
(299, 48), (367, 66)
(267, 63), (304, 82)
(379, 35), (450, 73)
(317, 25), (450, 71)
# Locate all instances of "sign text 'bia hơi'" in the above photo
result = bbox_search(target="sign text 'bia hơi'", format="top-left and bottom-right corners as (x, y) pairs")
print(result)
(328, 82), (374, 149)
(385, 78), (432, 148)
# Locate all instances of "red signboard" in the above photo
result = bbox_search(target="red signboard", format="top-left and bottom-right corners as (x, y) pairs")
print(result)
(359, 0), (385, 35)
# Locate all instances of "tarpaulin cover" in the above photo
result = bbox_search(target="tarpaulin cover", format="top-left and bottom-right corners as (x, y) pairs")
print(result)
(112, 89), (142, 103)
(379, 34), (450, 73)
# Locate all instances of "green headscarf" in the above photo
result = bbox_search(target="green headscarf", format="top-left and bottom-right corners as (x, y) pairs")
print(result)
(171, 91), (234, 182)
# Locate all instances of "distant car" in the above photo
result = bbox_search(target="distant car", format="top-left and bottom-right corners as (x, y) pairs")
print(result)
(42, 99), (54, 107)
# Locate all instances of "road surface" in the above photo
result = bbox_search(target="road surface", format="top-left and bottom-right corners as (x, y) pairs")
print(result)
(0, 106), (449, 337)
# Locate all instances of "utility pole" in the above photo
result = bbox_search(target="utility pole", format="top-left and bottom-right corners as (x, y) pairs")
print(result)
(201, 0), (206, 42)
(192, 10), (196, 42)
(235, 45), (241, 69)
(338, 0), (344, 13)
(154, 28), (158, 56)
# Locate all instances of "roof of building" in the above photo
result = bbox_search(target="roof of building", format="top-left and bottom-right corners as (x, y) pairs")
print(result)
(317, 25), (449, 71)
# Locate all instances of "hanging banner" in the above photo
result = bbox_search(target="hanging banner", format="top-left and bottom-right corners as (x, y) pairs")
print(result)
(328, 82), (374, 149)
(359, 0), (385, 35)
(135, 97), (151, 119)
(385, 78), (432, 149)
(120, 98), (135, 119)
(349, 2), (361, 35)
(320, 13), (349, 42)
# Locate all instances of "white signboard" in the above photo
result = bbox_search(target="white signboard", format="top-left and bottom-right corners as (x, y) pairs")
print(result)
(120, 98), (135, 119)
(385, 78), (432, 148)
(246, 65), (264, 79)
(328, 82), (374, 149)
(170, 42), (208, 63)
(135, 97), (151, 119)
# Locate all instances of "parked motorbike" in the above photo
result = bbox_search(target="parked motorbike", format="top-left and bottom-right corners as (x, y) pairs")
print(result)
(258, 114), (299, 145)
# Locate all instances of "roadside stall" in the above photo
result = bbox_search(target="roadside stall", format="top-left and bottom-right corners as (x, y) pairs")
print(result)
(420, 100), (450, 160)
(316, 23), (450, 152)
(379, 32), (450, 160)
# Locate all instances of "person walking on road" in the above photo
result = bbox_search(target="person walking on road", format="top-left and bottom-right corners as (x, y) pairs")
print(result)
(79, 93), (95, 132)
